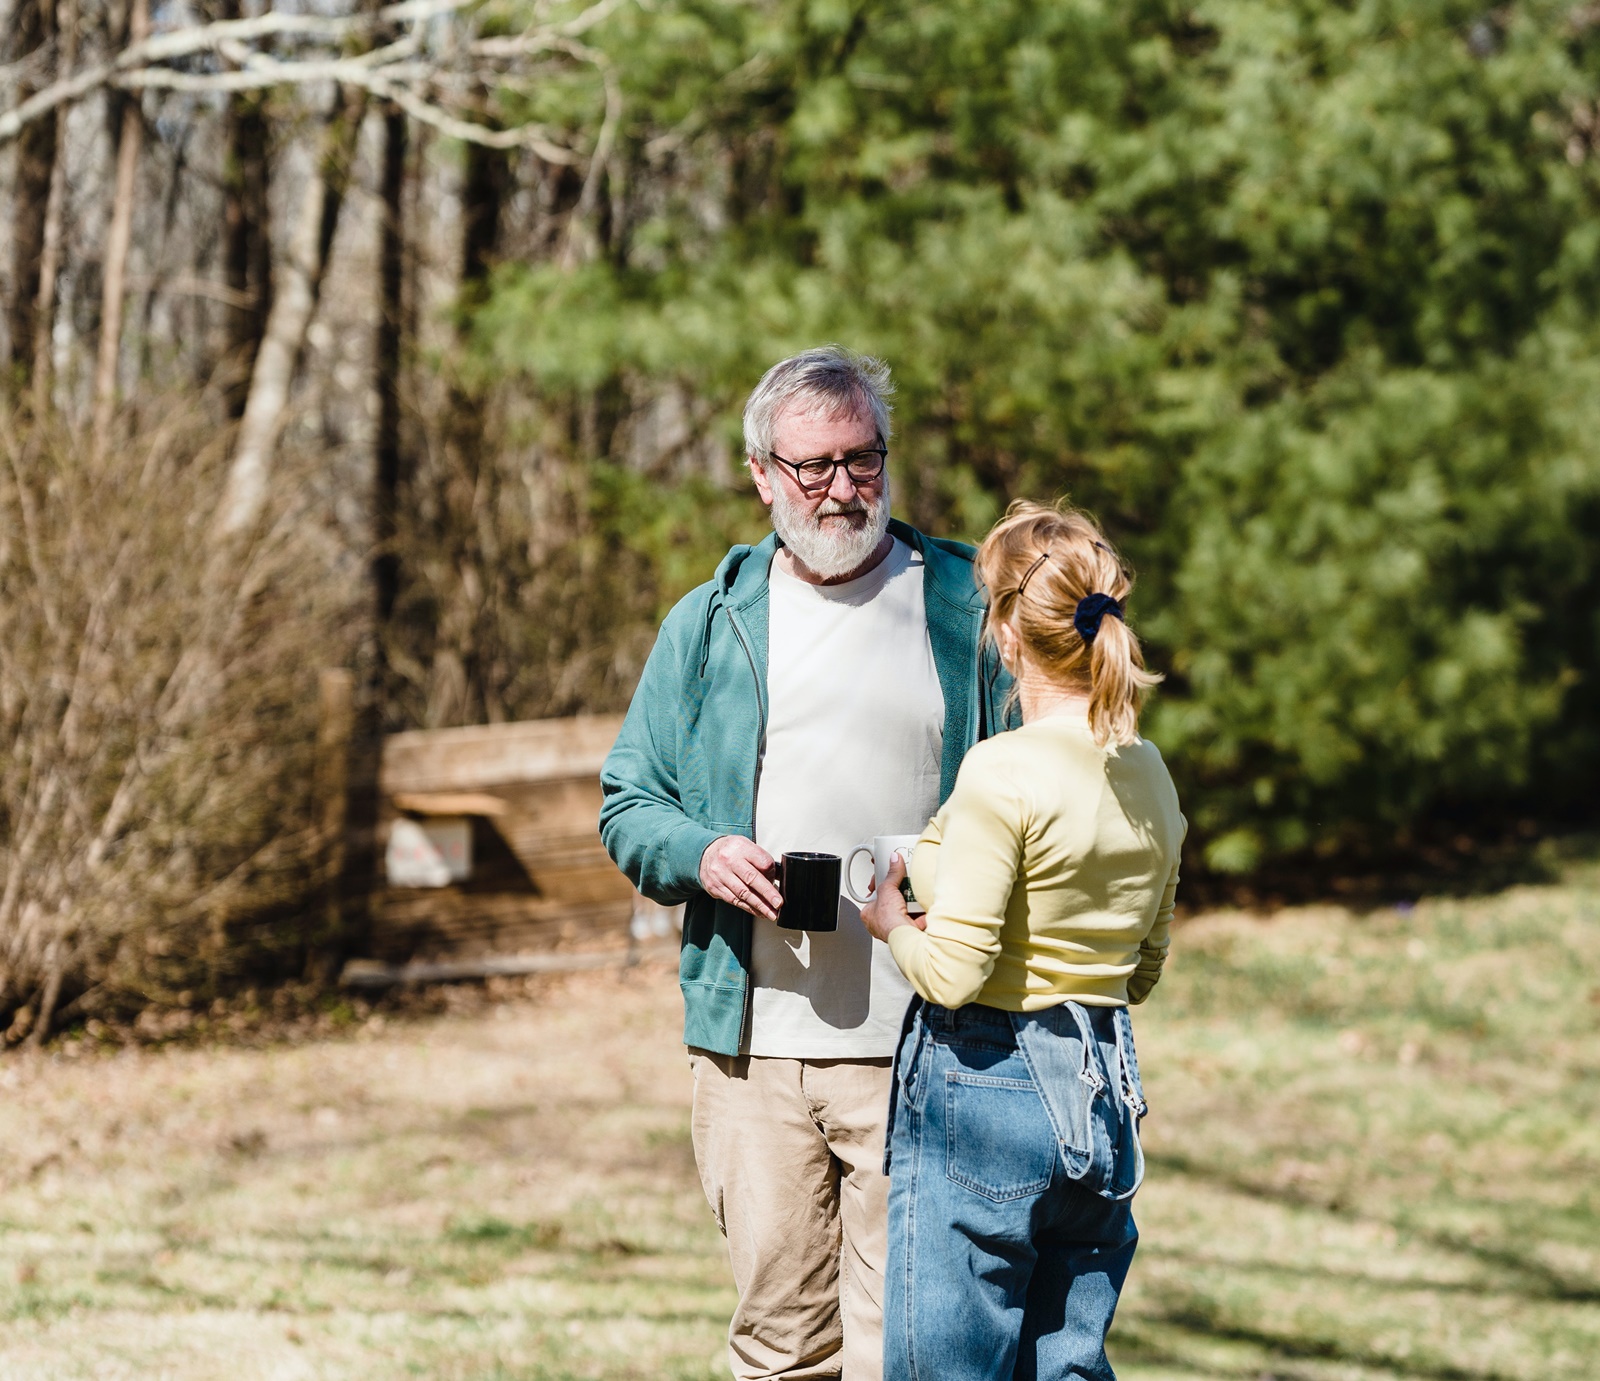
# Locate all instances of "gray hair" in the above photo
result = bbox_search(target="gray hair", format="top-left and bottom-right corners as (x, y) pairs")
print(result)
(742, 346), (895, 461)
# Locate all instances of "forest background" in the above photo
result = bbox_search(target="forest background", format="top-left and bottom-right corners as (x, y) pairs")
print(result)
(2, 0), (1599, 1041)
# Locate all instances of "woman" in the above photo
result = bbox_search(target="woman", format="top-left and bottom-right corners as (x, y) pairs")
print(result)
(861, 499), (1185, 1381)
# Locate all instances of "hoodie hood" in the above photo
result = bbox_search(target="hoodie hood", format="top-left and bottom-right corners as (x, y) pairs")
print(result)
(713, 530), (780, 609)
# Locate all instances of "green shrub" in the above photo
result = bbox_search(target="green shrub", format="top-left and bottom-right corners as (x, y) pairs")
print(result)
(1148, 342), (1600, 869)
(469, 0), (1600, 869)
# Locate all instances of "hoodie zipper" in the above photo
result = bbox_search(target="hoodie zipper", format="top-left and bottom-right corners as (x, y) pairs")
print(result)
(724, 605), (767, 837)
(724, 602), (766, 1053)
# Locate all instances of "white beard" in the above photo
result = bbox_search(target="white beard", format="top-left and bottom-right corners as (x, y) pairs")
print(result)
(767, 473), (892, 581)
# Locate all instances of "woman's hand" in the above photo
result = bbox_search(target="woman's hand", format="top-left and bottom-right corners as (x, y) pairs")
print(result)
(859, 852), (926, 943)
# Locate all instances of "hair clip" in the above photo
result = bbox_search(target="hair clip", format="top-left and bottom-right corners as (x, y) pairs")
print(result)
(1013, 551), (1052, 598)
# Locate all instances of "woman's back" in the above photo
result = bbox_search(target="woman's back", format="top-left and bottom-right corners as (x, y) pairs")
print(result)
(893, 709), (1185, 1013)
(864, 498), (1183, 1381)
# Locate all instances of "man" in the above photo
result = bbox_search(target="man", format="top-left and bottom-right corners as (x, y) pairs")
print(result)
(600, 346), (1011, 1380)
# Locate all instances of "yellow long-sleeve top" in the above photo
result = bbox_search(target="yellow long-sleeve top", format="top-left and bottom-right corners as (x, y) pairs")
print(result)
(888, 710), (1186, 1011)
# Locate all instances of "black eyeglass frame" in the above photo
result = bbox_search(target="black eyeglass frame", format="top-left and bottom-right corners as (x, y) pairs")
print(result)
(765, 437), (888, 493)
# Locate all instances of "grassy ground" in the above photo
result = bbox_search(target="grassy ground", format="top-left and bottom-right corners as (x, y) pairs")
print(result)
(2, 845), (1597, 1380)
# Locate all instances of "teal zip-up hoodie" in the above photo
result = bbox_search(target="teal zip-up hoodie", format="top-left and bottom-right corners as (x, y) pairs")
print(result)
(599, 520), (1014, 1056)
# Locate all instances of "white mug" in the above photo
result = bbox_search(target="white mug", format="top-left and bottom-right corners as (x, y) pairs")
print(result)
(845, 834), (925, 915)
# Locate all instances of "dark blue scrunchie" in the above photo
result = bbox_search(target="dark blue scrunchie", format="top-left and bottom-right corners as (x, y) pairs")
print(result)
(1074, 592), (1126, 643)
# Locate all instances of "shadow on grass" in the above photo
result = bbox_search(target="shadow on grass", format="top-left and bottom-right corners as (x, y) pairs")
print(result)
(1146, 1244), (1529, 1301)
(1121, 1297), (1522, 1381)
(1112, 1321), (1329, 1381)
(1147, 1149), (1600, 1305)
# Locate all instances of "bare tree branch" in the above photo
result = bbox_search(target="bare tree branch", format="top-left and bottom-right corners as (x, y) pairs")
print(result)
(126, 273), (256, 308)
(471, 0), (631, 55)
(367, 74), (581, 158)
(0, 0), (630, 147)
(559, 36), (621, 262)
(0, 2), (427, 143)
(0, 61), (111, 143)
(114, 58), (583, 158)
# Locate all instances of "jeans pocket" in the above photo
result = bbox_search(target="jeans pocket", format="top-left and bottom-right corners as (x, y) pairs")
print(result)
(944, 1073), (1057, 1202)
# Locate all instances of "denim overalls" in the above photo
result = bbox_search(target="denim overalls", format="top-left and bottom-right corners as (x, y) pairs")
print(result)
(882, 998), (1148, 1381)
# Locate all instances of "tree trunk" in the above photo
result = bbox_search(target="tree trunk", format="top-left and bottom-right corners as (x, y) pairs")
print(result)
(90, 0), (151, 453)
(220, 0), (272, 418)
(6, 0), (58, 382)
(430, 129), (511, 724)
(310, 666), (353, 978)
(374, 104), (407, 635)
(447, 130), (509, 489)
(459, 138), (510, 315)
(30, 0), (77, 406)
(213, 86), (365, 539)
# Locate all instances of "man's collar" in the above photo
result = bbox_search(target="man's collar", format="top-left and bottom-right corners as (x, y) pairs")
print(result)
(721, 520), (982, 614)
(890, 518), (986, 612)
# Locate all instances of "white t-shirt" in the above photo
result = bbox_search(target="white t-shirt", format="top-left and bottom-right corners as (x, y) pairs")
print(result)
(747, 537), (946, 1058)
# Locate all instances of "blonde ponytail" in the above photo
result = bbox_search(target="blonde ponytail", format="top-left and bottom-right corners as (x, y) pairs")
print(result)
(1085, 608), (1148, 746)
(975, 500), (1162, 747)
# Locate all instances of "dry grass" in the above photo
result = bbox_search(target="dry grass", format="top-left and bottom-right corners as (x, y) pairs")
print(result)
(0, 962), (730, 1380)
(1, 848), (1598, 1379)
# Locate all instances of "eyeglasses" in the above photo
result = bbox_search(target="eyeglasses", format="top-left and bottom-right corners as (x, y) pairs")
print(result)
(767, 441), (888, 493)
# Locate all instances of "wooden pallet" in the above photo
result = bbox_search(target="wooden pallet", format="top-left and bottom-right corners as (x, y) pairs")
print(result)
(368, 715), (642, 964)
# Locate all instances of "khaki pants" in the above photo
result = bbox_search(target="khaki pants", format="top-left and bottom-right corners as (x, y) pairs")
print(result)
(688, 1051), (892, 1381)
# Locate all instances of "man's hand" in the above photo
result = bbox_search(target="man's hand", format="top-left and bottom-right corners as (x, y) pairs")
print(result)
(699, 835), (783, 922)
(859, 852), (926, 943)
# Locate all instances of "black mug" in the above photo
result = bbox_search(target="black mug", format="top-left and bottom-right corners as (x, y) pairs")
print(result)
(776, 852), (841, 932)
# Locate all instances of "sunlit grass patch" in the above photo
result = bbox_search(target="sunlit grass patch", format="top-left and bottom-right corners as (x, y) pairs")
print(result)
(1116, 844), (1600, 1379)
(1, 849), (1597, 1378)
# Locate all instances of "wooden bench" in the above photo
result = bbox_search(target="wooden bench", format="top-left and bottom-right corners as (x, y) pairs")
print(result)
(357, 714), (678, 976)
